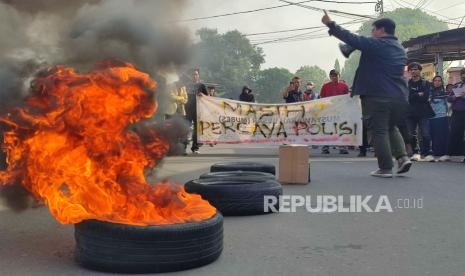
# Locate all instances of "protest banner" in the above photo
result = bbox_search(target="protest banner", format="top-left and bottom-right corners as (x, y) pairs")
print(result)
(197, 95), (362, 146)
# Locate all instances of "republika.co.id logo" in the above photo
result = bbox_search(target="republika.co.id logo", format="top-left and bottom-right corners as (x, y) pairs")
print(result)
(264, 195), (423, 213)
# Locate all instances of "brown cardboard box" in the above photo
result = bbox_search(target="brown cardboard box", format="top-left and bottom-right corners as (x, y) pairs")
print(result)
(278, 144), (310, 184)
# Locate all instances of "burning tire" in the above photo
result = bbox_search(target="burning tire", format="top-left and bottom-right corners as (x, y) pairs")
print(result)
(74, 213), (223, 273)
(200, 171), (276, 181)
(185, 179), (282, 216)
(210, 162), (276, 175)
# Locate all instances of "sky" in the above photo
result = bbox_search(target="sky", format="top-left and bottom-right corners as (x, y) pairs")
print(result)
(180, 0), (465, 74)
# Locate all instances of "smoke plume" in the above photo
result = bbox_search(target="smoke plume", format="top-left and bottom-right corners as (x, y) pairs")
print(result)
(0, 0), (193, 210)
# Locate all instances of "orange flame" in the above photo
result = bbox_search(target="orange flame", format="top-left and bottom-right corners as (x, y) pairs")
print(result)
(0, 60), (215, 226)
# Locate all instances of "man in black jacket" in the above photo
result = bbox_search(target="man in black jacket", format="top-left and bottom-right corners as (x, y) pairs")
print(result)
(185, 68), (208, 154)
(322, 12), (412, 177)
(406, 62), (434, 162)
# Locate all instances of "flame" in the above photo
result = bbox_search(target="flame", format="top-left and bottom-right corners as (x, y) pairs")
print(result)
(0, 60), (215, 226)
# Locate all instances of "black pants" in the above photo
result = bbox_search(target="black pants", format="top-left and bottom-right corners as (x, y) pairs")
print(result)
(447, 111), (465, 156)
(406, 116), (432, 156)
(185, 95), (200, 151)
(362, 97), (408, 170)
(359, 124), (369, 154)
(430, 117), (449, 156)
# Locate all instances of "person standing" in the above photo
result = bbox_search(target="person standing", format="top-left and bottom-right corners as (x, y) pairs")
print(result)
(429, 75), (449, 161)
(322, 13), (412, 177)
(283, 77), (303, 103)
(239, 86), (255, 102)
(319, 69), (350, 154)
(166, 85), (188, 120)
(406, 62), (435, 162)
(441, 68), (465, 162)
(320, 69), (349, 98)
(185, 68), (208, 154)
(303, 81), (317, 101)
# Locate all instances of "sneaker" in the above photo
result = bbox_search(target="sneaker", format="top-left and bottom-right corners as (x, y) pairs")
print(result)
(339, 149), (349, 154)
(321, 148), (330, 154)
(191, 149), (199, 154)
(422, 155), (435, 162)
(438, 155), (451, 162)
(397, 156), (412, 174)
(370, 169), (393, 178)
(410, 154), (421, 161)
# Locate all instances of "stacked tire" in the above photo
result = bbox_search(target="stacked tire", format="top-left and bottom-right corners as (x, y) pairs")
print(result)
(75, 213), (223, 273)
(185, 162), (282, 216)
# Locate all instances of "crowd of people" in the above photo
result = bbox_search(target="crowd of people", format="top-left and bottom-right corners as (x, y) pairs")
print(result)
(166, 64), (465, 165)
(404, 64), (465, 163)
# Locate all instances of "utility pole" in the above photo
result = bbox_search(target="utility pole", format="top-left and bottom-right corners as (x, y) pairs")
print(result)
(375, 0), (384, 17)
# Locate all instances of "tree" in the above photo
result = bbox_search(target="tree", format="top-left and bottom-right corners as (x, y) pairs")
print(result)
(295, 65), (328, 93)
(255, 67), (293, 103)
(340, 8), (448, 86)
(333, 59), (341, 73)
(189, 28), (265, 99)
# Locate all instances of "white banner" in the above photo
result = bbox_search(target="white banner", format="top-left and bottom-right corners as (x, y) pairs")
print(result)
(197, 95), (362, 146)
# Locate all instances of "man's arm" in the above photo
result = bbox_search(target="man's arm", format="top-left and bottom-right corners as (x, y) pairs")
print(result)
(322, 11), (375, 52)
(283, 83), (293, 99)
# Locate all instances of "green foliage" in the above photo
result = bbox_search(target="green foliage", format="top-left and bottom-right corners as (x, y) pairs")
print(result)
(295, 65), (328, 93)
(190, 28), (265, 99)
(334, 59), (341, 73)
(340, 8), (448, 86)
(255, 67), (293, 103)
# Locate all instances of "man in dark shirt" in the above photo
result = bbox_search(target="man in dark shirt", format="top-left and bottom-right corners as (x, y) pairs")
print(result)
(185, 68), (208, 154)
(406, 62), (434, 162)
(322, 13), (412, 178)
(283, 76), (303, 103)
(239, 85), (255, 102)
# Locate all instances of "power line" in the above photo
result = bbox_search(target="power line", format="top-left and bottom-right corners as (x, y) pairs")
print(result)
(175, 0), (314, 22)
(175, 0), (376, 22)
(245, 26), (326, 37)
(278, 0), (378, 19)
(243, 19), (367, 36)
(252, 19), (364, 45)
(395, 0), (462, 25)
(434, 0), (465, 12)
(458, 16), (465, 28)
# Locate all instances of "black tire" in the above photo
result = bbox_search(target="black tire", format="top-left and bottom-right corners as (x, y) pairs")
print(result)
(210, 162), (276, 175)
(74, 213), (223, 274)
(200, 171), (275, 181)
(185, 179), (282, 216)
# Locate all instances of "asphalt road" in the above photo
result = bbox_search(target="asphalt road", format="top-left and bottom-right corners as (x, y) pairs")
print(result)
(1, 144), (464, 276)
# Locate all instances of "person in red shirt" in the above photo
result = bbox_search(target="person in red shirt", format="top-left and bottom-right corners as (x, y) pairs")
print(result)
(320, 69), (349, 98)
(320, 69), (350, 154)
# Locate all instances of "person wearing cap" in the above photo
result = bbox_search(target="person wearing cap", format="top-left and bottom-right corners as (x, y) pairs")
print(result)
(303, 81), (317, 101)
(441, 68), (465, 162)
(320, 69), (349, 98)
(239, 86), (255, 102)
(319, 69), (349, 155)
(406, 62), (435, 162)
(321, 14), (412, 178)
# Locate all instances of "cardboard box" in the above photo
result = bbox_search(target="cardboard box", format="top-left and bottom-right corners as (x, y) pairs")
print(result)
(278, 144), (310, 184)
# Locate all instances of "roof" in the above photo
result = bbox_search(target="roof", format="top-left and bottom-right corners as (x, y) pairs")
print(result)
(402, 27), (465, 63)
